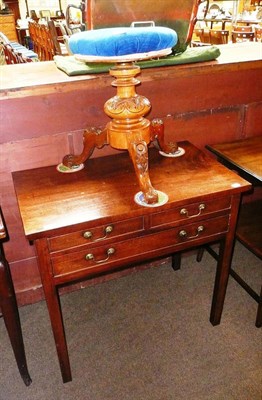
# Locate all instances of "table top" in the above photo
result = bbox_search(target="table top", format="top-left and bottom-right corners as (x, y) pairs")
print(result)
(206, 136), (262, 184)
(12, 142), (250, 240)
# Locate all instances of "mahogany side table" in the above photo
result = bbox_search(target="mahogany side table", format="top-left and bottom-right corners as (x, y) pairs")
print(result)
(205, 136), (262, 327)
(12, 141), (251, 382)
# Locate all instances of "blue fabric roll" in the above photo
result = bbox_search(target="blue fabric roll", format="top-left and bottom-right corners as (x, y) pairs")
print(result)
(68, 27), (178, 57)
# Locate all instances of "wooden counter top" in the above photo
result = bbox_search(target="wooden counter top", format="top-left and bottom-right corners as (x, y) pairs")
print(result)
(0, 42), (261, 98)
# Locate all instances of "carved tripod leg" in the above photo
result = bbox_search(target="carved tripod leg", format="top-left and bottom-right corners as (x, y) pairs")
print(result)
(150, 118), (178, 154)
(63, 126), (108, 168)
(128, 139), (158, 204)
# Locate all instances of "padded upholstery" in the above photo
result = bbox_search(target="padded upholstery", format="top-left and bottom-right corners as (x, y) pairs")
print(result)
(68, 27), (177, 57)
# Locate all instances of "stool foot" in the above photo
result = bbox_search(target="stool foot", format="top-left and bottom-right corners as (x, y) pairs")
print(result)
(150, 118), (179, 155)
(62, 126), (108, 168)
(128, 139), (158, 204)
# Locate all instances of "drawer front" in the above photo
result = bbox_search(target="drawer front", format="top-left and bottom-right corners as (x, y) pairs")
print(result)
(150, 196), (231, 228)
(0, 15), (17, 41)
(0, 15), (15, 23)
(1, 26), (17, 41)
(48, 216), (144, 252)
(51, 214), (229, 277)
(1, 23), (14, 30)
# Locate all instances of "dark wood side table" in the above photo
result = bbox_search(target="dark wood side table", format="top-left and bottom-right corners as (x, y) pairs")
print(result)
(206, 136), (262, 185)
(206, 135), (262, 327)
(0, 209), (32, 386)
(12, 141), (250, 383)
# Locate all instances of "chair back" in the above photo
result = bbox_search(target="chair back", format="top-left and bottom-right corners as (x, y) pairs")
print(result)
(193, 28), (205, 41)
(232, 31), (255, 43)
(1, 43), (34, 64)
(48, 20), (69, 56)
(192, 28), (211, 46)
(209, 29), (229, 45)
(86, 0), (202, 53)
(28, 21), (56, 60)
(254, 26), (262, 42)
(233, 25), (253, 32)
(28, 21), (40, 56)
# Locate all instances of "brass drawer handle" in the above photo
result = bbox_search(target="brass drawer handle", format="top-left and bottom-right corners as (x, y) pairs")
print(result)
(179, 225), (204, 239)
(85, 247), (115, 264)
(180, 203), (205, 218)
(83, 225), (113, 241)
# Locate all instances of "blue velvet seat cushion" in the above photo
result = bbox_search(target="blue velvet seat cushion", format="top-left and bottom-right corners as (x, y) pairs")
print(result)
(68, 27), (178, 57)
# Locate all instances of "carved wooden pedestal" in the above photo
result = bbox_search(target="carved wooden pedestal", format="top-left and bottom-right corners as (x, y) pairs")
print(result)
(62, 62), (178, 204)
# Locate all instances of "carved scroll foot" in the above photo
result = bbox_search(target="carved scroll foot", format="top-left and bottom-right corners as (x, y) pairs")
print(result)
(128, 139), (158, 204)
(150, 118), (179, 154)
(62, 127), (108, 168)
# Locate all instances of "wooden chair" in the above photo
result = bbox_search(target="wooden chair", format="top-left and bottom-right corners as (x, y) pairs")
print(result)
(0, 209), (32, 385)
(53, 20), (69, 38)
(209, 29), (229, 45)
(197, 200), (262, 328)
(191, 28), (211, 47)
(29, 21), (56, 61)
(193, 28), (204, 41)
(39, 24), (55, 61)
(48, 20), (69, 56)
(1, 43), (18, 64)
(1, 43), (34, 64)
(232, 25), (253, 32)
(254, 26), (262, 42)
(232, 31), (255, 43)
(28, 21), (40, 58)
(0, 31), (38, 64)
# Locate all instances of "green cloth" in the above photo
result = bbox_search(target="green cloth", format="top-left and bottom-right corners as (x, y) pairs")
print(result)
(54, 46), (221, 76)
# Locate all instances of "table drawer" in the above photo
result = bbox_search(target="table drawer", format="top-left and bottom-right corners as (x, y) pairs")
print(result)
(51, 214), (229, 277)
(150, 196), (231, 228)
(48, 216), (144, 252)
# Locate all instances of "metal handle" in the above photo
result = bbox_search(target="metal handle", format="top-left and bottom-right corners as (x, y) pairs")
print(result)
(83, 225), (113, 241)
(131, 21), (155, 27)
(180, 203), (205, 218)
(179, 225), (204, 239)
(85, 247), (115, 264)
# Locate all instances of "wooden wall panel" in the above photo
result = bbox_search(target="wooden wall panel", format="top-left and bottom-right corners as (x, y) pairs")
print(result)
(1, 89), (110, 142)
(140, 66), (262, 119)
(155, 108), (243, 149)
(244, 102), (262, 138)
